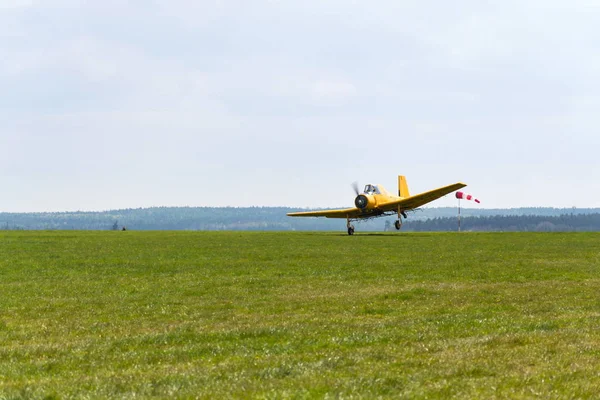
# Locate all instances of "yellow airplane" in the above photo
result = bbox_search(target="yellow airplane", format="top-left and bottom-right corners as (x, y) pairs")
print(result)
(287, 175), (466, 235)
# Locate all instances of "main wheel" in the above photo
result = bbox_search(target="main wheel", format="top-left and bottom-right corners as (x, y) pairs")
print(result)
(394, 220), (402, 230)
(347, 227), (355, 235)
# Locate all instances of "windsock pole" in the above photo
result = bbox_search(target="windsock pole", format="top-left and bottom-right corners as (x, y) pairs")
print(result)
(458, 198), (461, 232)
(455, 191), (480, 232)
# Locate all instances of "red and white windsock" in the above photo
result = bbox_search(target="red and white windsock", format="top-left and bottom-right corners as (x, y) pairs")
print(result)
(455, 191), (481, 204)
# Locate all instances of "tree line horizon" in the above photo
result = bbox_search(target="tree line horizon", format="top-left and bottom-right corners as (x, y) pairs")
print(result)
(1, 206), (600, 232)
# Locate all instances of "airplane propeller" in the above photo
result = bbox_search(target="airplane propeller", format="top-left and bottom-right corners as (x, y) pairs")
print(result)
(352, 182), (369, 209)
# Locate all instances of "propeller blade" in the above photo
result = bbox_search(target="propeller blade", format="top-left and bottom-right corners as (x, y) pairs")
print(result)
(351, 181), (360, 196)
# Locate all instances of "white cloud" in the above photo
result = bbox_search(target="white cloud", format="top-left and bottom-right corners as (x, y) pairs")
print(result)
(0, 0), (33, 8)
(311, 80), (357, 104)
(2, 0), (600, 210)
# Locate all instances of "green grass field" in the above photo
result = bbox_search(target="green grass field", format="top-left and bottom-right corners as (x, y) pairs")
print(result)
(1, 231), (600, 399)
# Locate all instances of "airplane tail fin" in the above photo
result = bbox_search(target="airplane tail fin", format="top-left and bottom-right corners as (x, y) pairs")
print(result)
(398, 175), (410, 198)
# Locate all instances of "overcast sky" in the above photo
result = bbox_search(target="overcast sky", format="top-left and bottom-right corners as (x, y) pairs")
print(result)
(2, 0), (600, 211)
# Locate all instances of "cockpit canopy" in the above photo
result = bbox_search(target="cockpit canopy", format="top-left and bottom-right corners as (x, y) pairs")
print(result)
(364, 184), (381, 195)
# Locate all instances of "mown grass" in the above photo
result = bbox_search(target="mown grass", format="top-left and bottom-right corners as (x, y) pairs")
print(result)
(1, 231), (600, 399)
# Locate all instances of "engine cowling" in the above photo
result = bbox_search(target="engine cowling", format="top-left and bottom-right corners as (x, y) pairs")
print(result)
(355, 194), (376, 210)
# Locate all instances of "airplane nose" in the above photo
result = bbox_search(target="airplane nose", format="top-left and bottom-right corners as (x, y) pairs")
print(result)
(355, 195), (368, 209)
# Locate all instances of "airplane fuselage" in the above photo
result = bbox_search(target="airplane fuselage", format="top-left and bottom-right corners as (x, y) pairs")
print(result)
(354, 184), (402, 213)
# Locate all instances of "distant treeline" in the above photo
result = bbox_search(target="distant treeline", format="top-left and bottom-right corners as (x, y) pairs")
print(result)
(406, 214), (600, 232)
(0, 207), (599, 232)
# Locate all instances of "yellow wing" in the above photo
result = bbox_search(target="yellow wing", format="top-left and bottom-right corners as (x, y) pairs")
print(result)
(378, 182), (467, 211)
(287, 207), (363, 219)
(287, 182), (466, 219)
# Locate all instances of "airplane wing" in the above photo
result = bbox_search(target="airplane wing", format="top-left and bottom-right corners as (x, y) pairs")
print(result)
(287, 207), (363, 219)
(378, 182), (467, 211)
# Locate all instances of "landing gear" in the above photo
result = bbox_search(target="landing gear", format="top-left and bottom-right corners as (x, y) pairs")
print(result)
(346, 216), (355, 235)
(395, 207), (406, 230)
(394, 219), (402, 230)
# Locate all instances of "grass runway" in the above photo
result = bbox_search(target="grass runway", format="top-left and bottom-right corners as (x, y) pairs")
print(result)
(1, 231), (600, 398)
